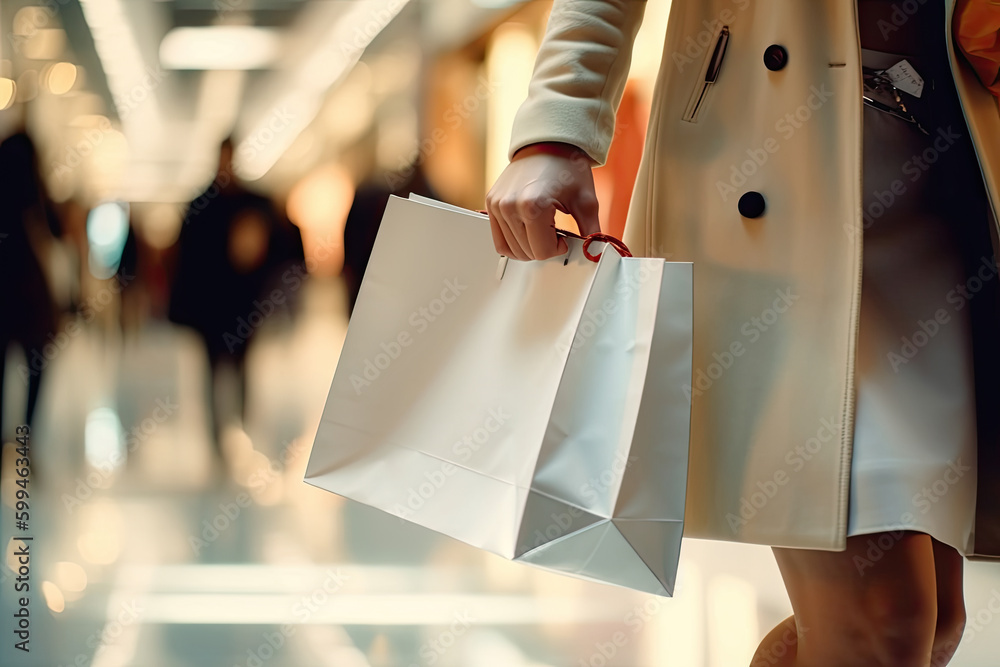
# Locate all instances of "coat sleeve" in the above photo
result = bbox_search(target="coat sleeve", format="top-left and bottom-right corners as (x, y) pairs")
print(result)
(507, 0), (647, 167)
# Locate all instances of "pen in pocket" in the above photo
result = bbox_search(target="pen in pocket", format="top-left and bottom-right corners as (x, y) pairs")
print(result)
(683, 26), (730, 123)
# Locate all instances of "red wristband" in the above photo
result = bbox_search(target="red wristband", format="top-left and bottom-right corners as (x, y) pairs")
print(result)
(513, 142), (588, 161)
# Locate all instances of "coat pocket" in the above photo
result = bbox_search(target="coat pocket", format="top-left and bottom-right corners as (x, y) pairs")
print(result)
(682, 25), (730, 123)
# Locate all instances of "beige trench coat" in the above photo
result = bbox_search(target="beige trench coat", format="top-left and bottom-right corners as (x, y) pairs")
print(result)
(508, 0), (1000, 558)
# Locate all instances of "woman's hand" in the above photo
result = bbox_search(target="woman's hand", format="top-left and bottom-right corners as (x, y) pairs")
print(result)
(485, 142), (601, 261)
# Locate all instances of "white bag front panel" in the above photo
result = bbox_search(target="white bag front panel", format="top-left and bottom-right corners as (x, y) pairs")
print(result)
(306, 196), (604, 556)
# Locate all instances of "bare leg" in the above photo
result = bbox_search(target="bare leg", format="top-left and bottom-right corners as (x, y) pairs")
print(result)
(751, 614), (797, 667)
(770, 530), (938, 666)
(929, 538), (966, 666)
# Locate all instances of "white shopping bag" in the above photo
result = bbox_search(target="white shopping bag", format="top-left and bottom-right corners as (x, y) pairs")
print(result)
(305, 194), (693, 596)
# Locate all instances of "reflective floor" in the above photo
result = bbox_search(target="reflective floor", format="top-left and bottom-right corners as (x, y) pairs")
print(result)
(3, 277), (1000, 666)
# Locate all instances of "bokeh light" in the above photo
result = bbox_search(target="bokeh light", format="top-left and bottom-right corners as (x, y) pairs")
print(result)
(0, 79), (15, 110)
(76, 501), (123, 566)
(45, 62), (78, 95)
(52, 561), (89, 593)
(42, 581), (67, 613)
(84, 406), (125, 470)
(86, 201), (130, 279)
(286, 163), (353, 275)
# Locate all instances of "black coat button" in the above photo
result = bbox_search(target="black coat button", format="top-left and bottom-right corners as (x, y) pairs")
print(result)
(738, 192), (766, 218)
(763, 44), (788, 71)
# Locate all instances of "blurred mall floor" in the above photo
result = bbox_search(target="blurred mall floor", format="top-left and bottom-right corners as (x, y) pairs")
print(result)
(3, 276), (1000, 667)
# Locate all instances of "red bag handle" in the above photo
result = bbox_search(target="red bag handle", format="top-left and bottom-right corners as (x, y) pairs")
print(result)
(555, 228), (633, 262)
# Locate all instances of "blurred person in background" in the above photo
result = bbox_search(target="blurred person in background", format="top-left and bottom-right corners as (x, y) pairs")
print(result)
(0, 130), (61, 474)
(54, 198), (140, 338)
(52, 199), (90, 318)
(168, 136), (304, 469)
(114, 219), (165, 342)
(342, 155), (438, 315)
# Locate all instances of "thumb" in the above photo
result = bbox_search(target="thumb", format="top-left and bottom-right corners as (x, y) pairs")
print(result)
(569, 193), (601, 237)
(555, 235), (568, 256)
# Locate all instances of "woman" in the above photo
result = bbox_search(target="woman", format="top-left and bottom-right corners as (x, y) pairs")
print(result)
(486, 0), (1000, 663)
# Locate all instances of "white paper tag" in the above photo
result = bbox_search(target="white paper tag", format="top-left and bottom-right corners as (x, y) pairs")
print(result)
(884, 60), (924, 98)
(496, 255), (508, 280)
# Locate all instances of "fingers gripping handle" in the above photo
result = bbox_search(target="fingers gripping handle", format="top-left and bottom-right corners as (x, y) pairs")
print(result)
(555, 229), (633, 262)
(475, 209), (632, 264)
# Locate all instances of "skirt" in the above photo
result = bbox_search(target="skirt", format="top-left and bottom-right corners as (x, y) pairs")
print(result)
(846, 43), (985, 555)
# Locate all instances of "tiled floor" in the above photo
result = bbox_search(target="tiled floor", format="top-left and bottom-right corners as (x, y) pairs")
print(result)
(2, 276), (999, 666)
